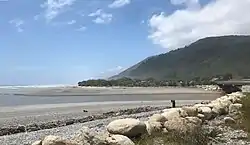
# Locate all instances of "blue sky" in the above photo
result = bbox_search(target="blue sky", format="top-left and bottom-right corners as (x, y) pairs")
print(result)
(0, 0), (249, 85)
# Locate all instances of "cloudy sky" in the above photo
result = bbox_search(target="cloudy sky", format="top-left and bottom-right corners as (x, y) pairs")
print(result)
(0, 0), (249, 85)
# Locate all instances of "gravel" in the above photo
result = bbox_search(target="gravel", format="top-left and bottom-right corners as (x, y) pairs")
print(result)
(0, 110), (162, 145)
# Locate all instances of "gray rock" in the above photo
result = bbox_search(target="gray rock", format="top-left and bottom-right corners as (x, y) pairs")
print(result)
(72, 126), (107, 145)
(199, 107), (212, 120)
(182, 106), (198, 117)
(161, 108), (181, 120)
(106, 135), (135, 145)
(107, 118), (146, 137)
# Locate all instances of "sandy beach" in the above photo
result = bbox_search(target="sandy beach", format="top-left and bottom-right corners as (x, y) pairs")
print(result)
(1, 86), (218, 96)
(0, 87), (221, 145)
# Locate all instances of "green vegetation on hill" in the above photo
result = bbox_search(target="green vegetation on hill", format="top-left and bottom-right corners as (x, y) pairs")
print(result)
(110, 36), (250, 80)
(78, 74), (232, 87)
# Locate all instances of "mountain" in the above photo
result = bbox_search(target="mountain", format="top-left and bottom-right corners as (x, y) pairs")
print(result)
(110, 36), (250, 80)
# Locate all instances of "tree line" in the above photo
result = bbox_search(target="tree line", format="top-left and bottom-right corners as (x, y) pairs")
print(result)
(78, 73), (233, 87)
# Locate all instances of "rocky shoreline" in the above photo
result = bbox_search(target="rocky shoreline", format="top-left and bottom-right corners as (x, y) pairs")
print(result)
(25, 92), (249, 145)
(0, 106), (168, 137)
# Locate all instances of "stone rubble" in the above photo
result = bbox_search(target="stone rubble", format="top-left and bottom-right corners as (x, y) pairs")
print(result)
(26, 92), (249, 145)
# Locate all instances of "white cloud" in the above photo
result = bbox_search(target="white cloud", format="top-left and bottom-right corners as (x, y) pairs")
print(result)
(148, 0), (250, 50)
(108, 0), (131, 8)
(67, 20), (76, 25)
(89, 9), (113, 24)
(9, 19), (24, 32)
(41, 0), (76, 21)
(77, 26), (87, 31)
(170, 0), (200, 10)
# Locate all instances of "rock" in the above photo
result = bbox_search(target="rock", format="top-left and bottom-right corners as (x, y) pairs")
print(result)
(164, 117), (188, 134)
(229, 103), (243, 114)
(197, 113), (205, 120)
(42, 135), (77, 145)
(164, 116), (202, 135)
(182, 106), (198, 117)
(185, 117), (202, 126)
(224, 117), (236, 124)
(149, 114), (167, 123)
(145, 121), (163, 135)
(106, 135), (135, 145)
(199, 107), (212, 120)
(107, 118), (146, 137)
(161, 108), (181, 120)
(72, 126), (107, 145)
(32, 140), (42, 145)
(211, 100), (229, 115)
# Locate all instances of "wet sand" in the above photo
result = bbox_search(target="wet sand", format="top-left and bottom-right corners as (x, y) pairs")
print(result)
(0, 87), (220, 126)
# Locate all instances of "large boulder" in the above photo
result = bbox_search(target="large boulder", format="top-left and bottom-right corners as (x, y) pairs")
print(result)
(106, 135), (135, 145)
(42, 135), (77, 145)
(161, 108), (181, 120)
(107, 118), (146, 137)
(164, 116), (201, 135)
(72, 126), (107, 145)
(145, 121), (163, 135)
(149, 114), (167, 123)
(199, 107), (212, 120)
(182, 106), (198, 117)
(229, 103), (243, 114)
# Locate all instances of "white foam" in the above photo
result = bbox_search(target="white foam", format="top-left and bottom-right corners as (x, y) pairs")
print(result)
(0, 84), (75, 89)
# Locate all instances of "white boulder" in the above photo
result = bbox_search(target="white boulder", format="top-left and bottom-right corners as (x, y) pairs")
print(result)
(199, 107), (212, 120)
(182, 106), (198, 117)
(107, 118), (146, 137)
(161, 108), (181, 120)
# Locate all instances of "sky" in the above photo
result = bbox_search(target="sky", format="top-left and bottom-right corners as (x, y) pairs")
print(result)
(0, 0), (250, 85)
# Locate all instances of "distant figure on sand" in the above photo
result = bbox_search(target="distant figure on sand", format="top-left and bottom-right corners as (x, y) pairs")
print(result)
(171, 100), (176, 108)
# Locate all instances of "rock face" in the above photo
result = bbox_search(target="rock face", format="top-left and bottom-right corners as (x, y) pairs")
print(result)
(72, 127), (107, 145)
(42, 135), (76, 145)
(107, 118), (146, 137)
(106, 135), (135, 145)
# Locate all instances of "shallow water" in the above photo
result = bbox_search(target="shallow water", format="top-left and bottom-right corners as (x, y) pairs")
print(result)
(0, 93), (220, 107)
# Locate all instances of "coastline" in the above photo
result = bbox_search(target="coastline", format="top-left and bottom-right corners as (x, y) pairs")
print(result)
(2, 86), (219, 96)
(0, 87), (221, 145)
